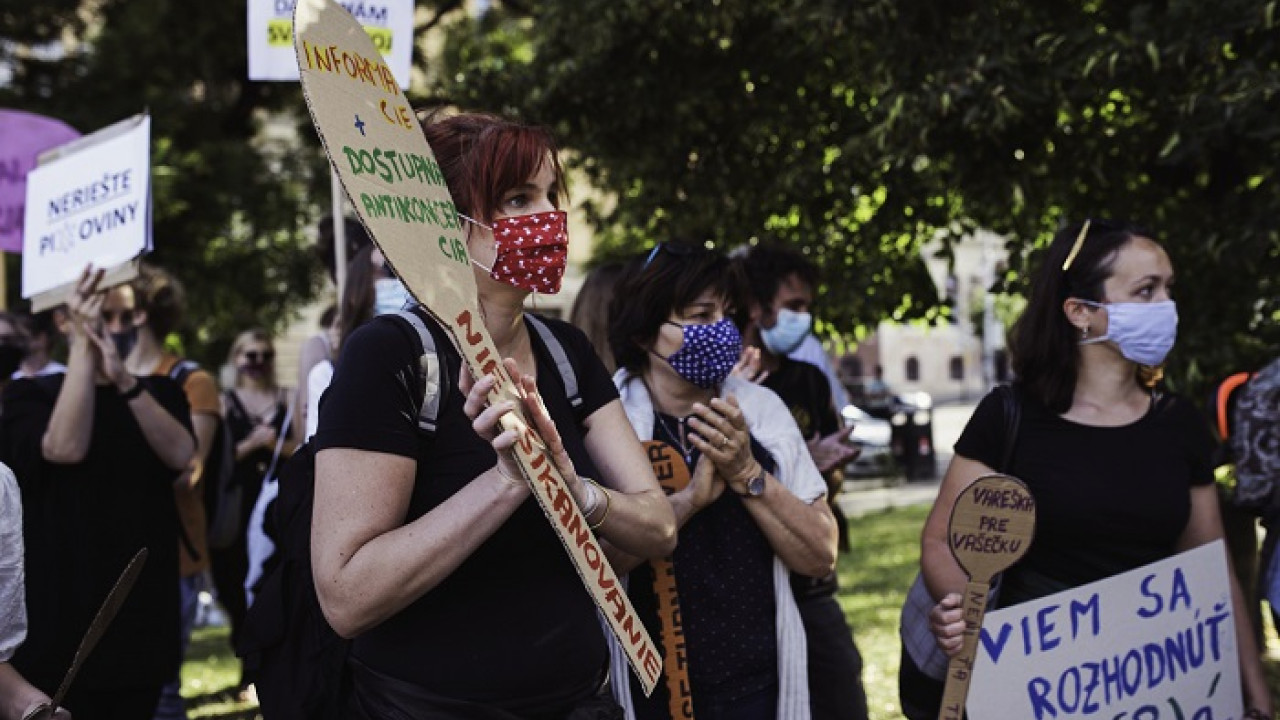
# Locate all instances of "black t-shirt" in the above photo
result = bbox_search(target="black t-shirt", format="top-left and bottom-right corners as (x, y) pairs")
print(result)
(223, 388), (293, 534)
(762, 357), (839, 441)
(628, 416), (778, 716)
(2, 375), (190, 690)
(955, 388), (1214, 606)
(313, 312), (618, 714)
(763, 357), (841, 598)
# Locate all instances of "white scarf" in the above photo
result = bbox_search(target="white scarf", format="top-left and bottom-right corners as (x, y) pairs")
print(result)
(607, 370), (825, 720)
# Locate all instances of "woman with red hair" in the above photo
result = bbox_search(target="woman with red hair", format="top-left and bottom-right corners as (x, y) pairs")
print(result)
(310, 110), (676, 718)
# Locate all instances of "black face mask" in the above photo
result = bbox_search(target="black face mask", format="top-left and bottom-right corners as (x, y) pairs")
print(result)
(0, 345), (23, 378)
(111, 328), (139, 361)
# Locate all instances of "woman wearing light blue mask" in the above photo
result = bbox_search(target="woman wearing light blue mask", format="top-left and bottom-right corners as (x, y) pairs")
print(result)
(905, 220), (1272, 719)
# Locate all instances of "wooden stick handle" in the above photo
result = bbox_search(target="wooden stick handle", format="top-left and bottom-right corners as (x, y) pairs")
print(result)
(937, 580), (990, 720)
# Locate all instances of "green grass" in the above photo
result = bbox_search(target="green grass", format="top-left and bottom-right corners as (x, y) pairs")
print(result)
(839, 505), (929, 720)
(180, 505), (1279, 719)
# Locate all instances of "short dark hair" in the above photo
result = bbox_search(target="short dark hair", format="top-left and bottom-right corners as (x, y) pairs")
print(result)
(608, 242), (746, 375)
(337, 244), (378, 348)
(569, 261), (625, 372)
(316, 216), (373, 283)
(1009, 218), (1156, 413)
(132, 262), (186, 339)
(737, 241), (819, 312)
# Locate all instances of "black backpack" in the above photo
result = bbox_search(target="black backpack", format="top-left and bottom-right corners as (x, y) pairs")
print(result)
(240, 309), (579, 719)
(168, 360), (239, 558)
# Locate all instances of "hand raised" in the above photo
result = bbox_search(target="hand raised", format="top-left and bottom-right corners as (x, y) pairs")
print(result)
(806, 429), (859, 474)
(687, 394), (757, 488)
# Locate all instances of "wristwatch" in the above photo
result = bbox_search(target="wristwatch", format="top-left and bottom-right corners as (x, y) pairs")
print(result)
(740, 466), (766, 498)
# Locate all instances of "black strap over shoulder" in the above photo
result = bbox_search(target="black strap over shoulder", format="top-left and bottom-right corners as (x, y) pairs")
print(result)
(997, 383), (1022, 474)
(392, 308), (446, 433)
(383, 307), (583, 435)
(527, 314), (582, 409)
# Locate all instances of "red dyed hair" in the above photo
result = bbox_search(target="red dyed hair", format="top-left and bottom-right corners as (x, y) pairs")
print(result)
(417, 109), (566, 224)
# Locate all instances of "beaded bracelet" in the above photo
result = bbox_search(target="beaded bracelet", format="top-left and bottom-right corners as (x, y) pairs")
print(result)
(585, 478), (612, 530)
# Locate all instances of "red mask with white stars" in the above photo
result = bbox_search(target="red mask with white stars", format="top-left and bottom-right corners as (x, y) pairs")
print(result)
(481, 210), (569, 294)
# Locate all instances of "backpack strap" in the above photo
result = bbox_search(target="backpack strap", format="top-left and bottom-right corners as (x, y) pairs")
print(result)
(393, 308), (447, 433)
(1215, 371), (1253, 440)
(526, 314), (581, 409)
(997, 383), (1022, 474)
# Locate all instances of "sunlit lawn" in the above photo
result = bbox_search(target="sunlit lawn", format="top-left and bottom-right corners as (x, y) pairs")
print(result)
(180, 504), (1280, 719)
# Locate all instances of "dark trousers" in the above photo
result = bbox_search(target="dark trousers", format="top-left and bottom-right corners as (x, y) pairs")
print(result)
(898, 649), (949, 720)
(60, 685), (163, 720)
(797, 592), (869, 720)
(209, 541), (248, 683)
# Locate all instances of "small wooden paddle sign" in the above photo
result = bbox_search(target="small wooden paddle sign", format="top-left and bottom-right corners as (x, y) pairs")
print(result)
(938, 474), (1035, 720)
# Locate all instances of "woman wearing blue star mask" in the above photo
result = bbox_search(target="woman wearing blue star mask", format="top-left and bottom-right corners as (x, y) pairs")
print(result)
(604, 242), (837, 720)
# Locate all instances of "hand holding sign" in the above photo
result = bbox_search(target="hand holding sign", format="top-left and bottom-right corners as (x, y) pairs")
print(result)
(938, 474), (1035, 720)
(293, 0), (661, 694)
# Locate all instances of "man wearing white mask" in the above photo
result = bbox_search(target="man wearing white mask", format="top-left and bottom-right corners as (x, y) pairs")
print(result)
(737, 243), (868, 720)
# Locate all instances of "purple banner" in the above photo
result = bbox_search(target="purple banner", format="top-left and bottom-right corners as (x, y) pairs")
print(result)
(0, 110), (81, 253)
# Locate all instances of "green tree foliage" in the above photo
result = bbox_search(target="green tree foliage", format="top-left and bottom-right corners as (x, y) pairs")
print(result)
(434, 0), (1280, 394)
(434, 0), (945, 336)
(1, 0), (325, 365)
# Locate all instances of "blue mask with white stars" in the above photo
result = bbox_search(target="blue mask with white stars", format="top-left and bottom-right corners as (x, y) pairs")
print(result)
(662, 318), (742, 389)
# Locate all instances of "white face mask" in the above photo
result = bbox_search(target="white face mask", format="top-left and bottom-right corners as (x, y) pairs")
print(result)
(1078, 299), (1178, 366)
(374, 278), (411, 316)
(760, 309), (812, 355)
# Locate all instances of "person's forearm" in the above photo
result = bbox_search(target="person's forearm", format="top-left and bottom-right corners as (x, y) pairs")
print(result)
(591, 486), (675, 559)
(41, 341), (97, 464)
(315, 466), (528, 638)
(742, 471), (837, 577)
(0, 663), (51, 720)
(1227, 566), (1273, 714)
(604, 489), (706, 574)
(119, 379), (195, 471)
(921, 536), (970, 601)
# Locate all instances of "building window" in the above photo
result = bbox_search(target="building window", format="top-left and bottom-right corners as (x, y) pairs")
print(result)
(950, 356), (964, 381)
(905, 356), (920, 382)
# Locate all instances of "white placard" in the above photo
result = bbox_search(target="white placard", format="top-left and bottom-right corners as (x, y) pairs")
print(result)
(22, 114), (151, 300)
(968, 540), (1241, 720)
(248, 0), (413, 88)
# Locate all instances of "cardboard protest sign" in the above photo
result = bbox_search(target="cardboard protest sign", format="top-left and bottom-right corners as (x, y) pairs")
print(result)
(292, 0), (661, 695)
(0, 110), (81, 253)
(644, 441), (695, 718)
(250, 0), (413, 88)
(940, 473), (1035, 720)
(968, 540), (1241, 720)
(22, 114), (151, 310)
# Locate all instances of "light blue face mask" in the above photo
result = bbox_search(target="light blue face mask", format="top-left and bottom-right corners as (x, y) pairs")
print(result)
(1078, 299), (1178, 366)
(760, 309), (812, 355)
(374, 278), (411, 316)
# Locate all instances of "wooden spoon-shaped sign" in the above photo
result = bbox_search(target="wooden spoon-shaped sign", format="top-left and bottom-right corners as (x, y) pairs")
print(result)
(292, 0), (660, 695)
(938, 474), (1035, 720)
